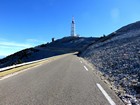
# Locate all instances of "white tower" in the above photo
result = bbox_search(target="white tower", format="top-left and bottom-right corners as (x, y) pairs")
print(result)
(71, 17), (76, 36)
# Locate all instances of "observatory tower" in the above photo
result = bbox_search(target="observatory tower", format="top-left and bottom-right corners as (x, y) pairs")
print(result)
(71, 17), (76, 36)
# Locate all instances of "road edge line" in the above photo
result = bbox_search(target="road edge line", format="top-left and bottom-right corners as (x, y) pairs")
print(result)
(96, 83), (116, 105)
(84, 66), (88, 71)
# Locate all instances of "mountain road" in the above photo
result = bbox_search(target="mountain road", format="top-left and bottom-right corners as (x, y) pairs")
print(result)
(0, 54), (124, 105)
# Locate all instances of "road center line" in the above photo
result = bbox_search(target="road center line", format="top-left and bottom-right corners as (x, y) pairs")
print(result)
(84, 66), (88, 71)
(96, 83), (116, 105)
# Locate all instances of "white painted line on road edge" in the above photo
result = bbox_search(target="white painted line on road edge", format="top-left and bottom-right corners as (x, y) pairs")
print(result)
(96, 83), (116, 105)
(84, 66), (88, 71)
(0, 64), (41, 81)
(0, 70), (27, 81)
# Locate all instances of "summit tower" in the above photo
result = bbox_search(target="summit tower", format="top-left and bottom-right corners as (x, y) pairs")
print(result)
(71, 17), (76, 36)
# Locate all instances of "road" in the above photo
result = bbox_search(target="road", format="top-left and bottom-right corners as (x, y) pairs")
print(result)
(0, 54), (124, 105)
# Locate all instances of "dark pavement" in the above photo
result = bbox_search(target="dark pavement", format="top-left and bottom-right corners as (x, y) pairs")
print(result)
(0, 54), (124, 105)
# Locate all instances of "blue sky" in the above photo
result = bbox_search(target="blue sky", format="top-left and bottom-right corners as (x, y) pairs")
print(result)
(0, 0), (140, 57)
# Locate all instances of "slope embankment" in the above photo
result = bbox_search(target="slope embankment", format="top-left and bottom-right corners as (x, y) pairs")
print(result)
(80, 21), (140, 104)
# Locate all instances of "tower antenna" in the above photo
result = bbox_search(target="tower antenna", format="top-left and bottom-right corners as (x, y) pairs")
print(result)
(71, 17), (76, 36)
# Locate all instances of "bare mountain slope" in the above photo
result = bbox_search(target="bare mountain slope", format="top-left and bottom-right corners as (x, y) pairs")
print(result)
(0, 37), (96, 68)
(80, 21), (140, 104)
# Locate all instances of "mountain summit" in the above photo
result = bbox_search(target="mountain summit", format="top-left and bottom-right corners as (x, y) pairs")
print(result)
(0, 37), (96, 68)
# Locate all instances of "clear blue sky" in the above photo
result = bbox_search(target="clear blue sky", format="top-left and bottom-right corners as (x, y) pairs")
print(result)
(0, 0), (140, 57)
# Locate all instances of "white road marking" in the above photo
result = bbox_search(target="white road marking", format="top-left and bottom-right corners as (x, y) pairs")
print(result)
(0, 71), (22, 80)
(0, 70), (26, 81)
(0, 64), (41, 81)
(96, 83), (116, 105)
(84, 66), (88, 71)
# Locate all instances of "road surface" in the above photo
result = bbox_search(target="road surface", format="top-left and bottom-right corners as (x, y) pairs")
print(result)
(0, 54), (124, 105)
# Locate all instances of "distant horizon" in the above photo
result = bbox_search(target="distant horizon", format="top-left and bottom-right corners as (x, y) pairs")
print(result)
(0, 55), (5, 59)
(0, 20), (139, 58)
(0, 0), (140, 57)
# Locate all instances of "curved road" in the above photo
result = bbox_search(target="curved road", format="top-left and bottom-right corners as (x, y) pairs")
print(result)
(0, 54), (124, 105)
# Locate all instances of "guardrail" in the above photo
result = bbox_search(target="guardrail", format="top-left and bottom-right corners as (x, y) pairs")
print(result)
(0, 58), (47, 72)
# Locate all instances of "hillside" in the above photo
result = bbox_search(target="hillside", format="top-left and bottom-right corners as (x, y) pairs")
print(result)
(0, 36), (96, 68)
(80, 21), (140, 104)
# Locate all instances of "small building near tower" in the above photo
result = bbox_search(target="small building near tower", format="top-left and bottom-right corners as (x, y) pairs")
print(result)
(52, 38), (55, 42)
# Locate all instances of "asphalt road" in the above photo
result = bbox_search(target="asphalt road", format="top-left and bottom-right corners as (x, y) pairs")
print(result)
(0, 54), (124, 105)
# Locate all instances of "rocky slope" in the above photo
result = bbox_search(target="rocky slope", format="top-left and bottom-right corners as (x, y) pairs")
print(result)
(80, 21), (140, 105)
(0, 36), (96, 68)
